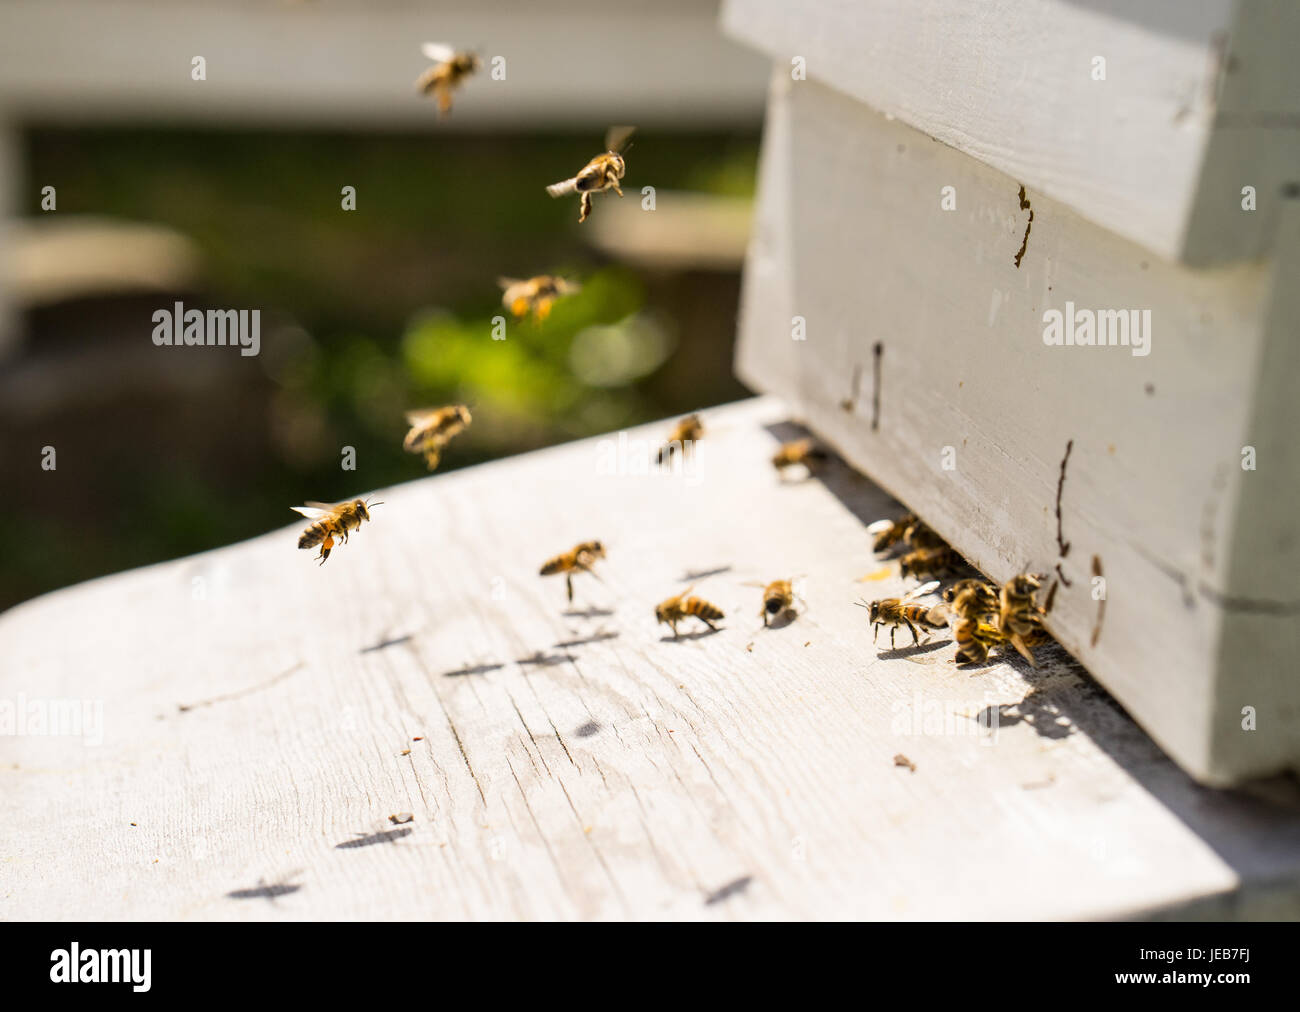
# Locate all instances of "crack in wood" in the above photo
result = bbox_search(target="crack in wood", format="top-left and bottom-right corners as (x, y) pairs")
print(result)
(1090, 555), (1106, 647)
(177, 662), (303, 713)
(1014, 184), (1033, 269)
(1053, 439), (1074, 586)
(871, 342), (883, 431)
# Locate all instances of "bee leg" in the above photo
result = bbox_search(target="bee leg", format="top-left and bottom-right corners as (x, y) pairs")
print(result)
(578, 193), (593, 222)
(1009, 633), (1038, 667)
(566, 573), (574, 604)
(906, 619), (920, 646)
(317, 536), (334, 566)
(670, 620), (679, 637)
(612, 182), (624, 197)
(701, 617), (718, 631)
(762, 612), (769, 628)
(890, 625), (898, 648)
(872, 624), (880, 644)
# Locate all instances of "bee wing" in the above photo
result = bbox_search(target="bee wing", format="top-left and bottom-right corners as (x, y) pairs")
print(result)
(421, 42), (457, 63)
(497, 276), (524, 290)
(291, 504), (335, 520)
(546, 177), (578, 198)
(902, 580), (941, 601)
(404, 408), (439, 426)
(556, 278), (581, 295)
(605, 124), (637, 153)
(866, 519), (895, 535)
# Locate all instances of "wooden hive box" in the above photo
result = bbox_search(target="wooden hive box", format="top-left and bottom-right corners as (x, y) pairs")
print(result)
(721, 0), (1300, 786)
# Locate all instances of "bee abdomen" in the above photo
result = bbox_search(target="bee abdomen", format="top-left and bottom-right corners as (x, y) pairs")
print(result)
(685, 598), (724, 621)
(539, 556), (569, 576)
(299, 523), (327, 549)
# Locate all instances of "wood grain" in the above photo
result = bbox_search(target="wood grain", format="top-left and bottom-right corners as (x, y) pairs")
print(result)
(3, 398), (1299, 919)
(734, 71), (1300, 786)
(721, 0), (1300, 265)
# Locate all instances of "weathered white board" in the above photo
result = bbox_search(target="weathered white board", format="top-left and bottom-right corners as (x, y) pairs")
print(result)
(3, 399), (1300, 920)
(733, 71), (1300, 786)
(721, 0), (1300, 265)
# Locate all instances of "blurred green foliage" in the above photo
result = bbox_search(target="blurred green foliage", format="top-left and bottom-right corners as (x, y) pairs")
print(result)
(3, 128), (757, 609)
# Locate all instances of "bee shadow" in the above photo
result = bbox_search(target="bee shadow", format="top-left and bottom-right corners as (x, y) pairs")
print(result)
(442, 662), (505, 678)
(761, 611), (798, 632)
(660, 627), (724, 643)
(680, 566), (732, 582)
(515, 652), (577, 667)
(875, 638), (951, 658)
(360, 633), (413, 654)
(553, 631), (620, 648)
(226, 881), (301, 901)
(335, 827), (413, 850)
(562, 607), (615, 619)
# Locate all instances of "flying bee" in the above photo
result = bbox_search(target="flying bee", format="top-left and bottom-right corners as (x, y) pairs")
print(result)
(292, 496), (381, 565)
(655, 586), (724, 636)
(402, 404), (472, 471)
(953, 615), (1008, 666)
(855, 580), (947, 649)
(867, 513), (917, 554)
(899, 545), (965, 581)
(771, 438), (828, 476)
(744, 578), (806, 626)
(999, 573), (1048, 666)
(498, 274), (581, 323)
(546, 125), (635, 223)
(539, 540), (606, 603)
(656, 413), (703, 466)
(415, 43), (481, 117)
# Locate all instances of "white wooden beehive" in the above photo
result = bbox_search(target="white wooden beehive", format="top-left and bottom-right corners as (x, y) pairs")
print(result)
(722, 0), (1300, 786)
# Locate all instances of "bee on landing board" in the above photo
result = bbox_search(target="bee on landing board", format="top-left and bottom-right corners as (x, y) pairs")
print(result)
(402, 404), (471, 471)
(855, 580), (947, 649)
(498, 275), (580, 323)
(293, 497), (381, 565)
(656, 413), (703, 466)
(539, 541), (606, 603)
(745, 578), (805, 626)
(415, 43), (481, 117)
(771, 438), (828, 476)
(546, 125), (635, 223)
(999, 573), (1049, 667)
(655, 586), (724, 637)
(898, 545), (965, 581)
(867, 513), (917, 554)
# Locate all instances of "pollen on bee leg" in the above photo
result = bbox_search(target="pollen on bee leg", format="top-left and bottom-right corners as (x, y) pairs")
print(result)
(511, 297), (530, 317)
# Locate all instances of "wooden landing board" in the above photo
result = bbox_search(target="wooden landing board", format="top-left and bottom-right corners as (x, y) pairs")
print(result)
(3, 397), (1299, 920)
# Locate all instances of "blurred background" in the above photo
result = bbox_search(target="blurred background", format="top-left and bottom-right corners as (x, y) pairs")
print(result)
(0, 0), (770, 611)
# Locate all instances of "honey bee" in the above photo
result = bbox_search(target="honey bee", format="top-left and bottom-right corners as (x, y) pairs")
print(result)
(402, 404), (472, 471)
(745, 578), (805, 626)
(415, 43), (481, 117)
(999, 573), (1048, 666)
(655, 586), (724, 636)
(771, 438), (828, 475)
(498, 274), (581, 323)
(902, 519), (947, 551)
(546, 125), (635, 223)
(656, 413), (703, 466)
(953, 615), (1007, 666)
(539, 541), (606, 603)
(292, 497), (381, 565)
(867, 513), (916, 554)
(855, 580), (946, 648)
(898, 545), (965, 581)
(942, 578), (999, 620)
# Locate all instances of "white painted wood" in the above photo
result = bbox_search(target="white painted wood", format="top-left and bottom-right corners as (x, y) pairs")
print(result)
(4, 399), (1300, 920)
(734, 73), (1300, 786)
(721, 0), (1300, 265)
